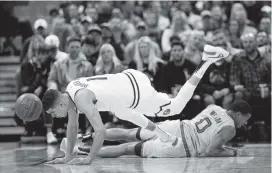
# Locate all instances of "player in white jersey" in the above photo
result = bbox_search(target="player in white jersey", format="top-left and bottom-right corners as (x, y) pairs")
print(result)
(81, 100), (252, 158)
(42, 45), (229, 165)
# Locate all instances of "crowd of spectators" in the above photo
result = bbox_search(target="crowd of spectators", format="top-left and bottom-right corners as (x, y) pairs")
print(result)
(2, 1), (270, 144)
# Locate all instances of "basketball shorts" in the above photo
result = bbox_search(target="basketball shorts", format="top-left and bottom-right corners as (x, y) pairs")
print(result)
(135, 122), (194, 158)
(136, 120), (182, 141)
(121, 69), (174, 117)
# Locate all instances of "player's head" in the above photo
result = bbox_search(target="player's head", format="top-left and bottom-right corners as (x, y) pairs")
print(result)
(42, 89), (69, 118)
(227, 100), (252, 128)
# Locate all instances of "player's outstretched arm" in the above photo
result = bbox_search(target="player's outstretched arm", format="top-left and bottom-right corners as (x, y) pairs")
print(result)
(204, 126), (237, 157)
(71, 89), (106, 165)
(65, 109), (80, 158)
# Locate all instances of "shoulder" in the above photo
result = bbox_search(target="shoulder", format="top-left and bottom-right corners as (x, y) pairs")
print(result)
(218, 125), (236, 140)
(74, 88), (96, 105)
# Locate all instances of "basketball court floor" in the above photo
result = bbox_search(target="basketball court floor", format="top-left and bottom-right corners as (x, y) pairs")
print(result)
(0, 143), (270, 173)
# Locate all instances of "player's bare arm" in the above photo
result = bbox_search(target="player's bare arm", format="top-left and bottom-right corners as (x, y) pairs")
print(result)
(204, 125), (237, 157)
(204, 125), (253, 157)
(68, 89), (106, 165)
(46, 106), (79, 164)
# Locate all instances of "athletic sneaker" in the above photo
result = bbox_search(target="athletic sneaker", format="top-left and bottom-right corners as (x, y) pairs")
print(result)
(202, 45), (230, 63)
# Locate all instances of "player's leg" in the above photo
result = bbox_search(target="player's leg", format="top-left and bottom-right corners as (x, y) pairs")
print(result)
(97, 142), (139, 158)
(114, 108), (174, 142)
(160, 45), (230, 116)
(87, 128), (140, 142)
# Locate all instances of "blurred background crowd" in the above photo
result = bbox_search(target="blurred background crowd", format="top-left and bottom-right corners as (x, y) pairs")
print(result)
(0, 1), (271, 145)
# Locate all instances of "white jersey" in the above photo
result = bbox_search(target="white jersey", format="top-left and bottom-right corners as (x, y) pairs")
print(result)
(66, 73), (135, 112)
(183, 105), (235, 156)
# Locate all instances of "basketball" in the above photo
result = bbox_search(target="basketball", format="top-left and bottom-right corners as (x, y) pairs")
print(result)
(15, 93), (43, 122)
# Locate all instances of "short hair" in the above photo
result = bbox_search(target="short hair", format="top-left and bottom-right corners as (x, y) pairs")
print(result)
(42, 89), (60, 111)
(66, 36), (81, 46)
(171, 41), (185, 49)
(229, 100), (252, 115)
(170, 35), (181, 43)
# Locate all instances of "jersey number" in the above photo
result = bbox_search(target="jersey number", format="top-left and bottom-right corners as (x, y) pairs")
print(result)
(195, 117), (212, 133)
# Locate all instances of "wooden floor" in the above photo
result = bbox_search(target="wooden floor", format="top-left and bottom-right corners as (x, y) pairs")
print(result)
(0, 143), (270, 173)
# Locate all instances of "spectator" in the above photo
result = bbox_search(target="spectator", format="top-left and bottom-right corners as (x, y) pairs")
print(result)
(79, 16), (92, 37)
(45, 34), (68, 62)
(211, 5), (227, 30)
(150, 2), (170, 31)
(47, 36), (94, 92)
(227, 20), (243, 48)
(161, 11), (191, 54)
(135, 21), (148, 39)
(52, 16), (75, 52)
(101, 22), (124, 61)
(184, 30), (205, 65)
(85, 7), (99, 24)
(95, 43), (124, 75)
(87, 25), (102, 51)
(230, 33), (270, 101)
(197, 10), (214, 42)
(81, 36), (99, 66)
(259, 17), (271, 35)
(20, 19), (48, 62)
(230, 3), (257, 36)
(179, 1), (201, 29)
(128, 36), (164, 89)
(124, 34), (161, 66)
(256, 31), (271, 61)
(158, 41), (196, 94)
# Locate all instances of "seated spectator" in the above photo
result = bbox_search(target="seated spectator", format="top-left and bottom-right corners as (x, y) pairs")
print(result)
(101, 21), (125, 61)
(230, 3), (257, 36)
(150, 2), (170, 31)
(179, 1), (201, 29)
(21, 18), (48, 62)
(256, 31), (271, 61)
(45, 34), (68, 62)
(227, 20), (243, 49)
(95, 43), (124, 75)
(81, 36), (99, 66)
(128, 36), (164, 90)
(161, 11), (191, 54)
(124, 34), (161, 66)
(79, 16), (92, 37)
(184, 30), (205, 65)
(259, 17), (271, 36)
(210, 5), (227, 30)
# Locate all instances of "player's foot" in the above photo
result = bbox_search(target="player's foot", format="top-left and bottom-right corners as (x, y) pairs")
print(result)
(47, 132), (58, 145)
(202, 45), (229, 63)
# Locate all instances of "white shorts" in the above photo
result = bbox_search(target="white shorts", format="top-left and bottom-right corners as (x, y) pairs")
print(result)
(135, 122), (193, 158)
(136, 120), (182, 141)
(121, 69), (174, 117)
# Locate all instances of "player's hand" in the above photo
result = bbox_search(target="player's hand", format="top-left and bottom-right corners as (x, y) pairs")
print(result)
(46, 156), (72, 164)
(236, 149), (254, 157)
(67, 157), (92, 165)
